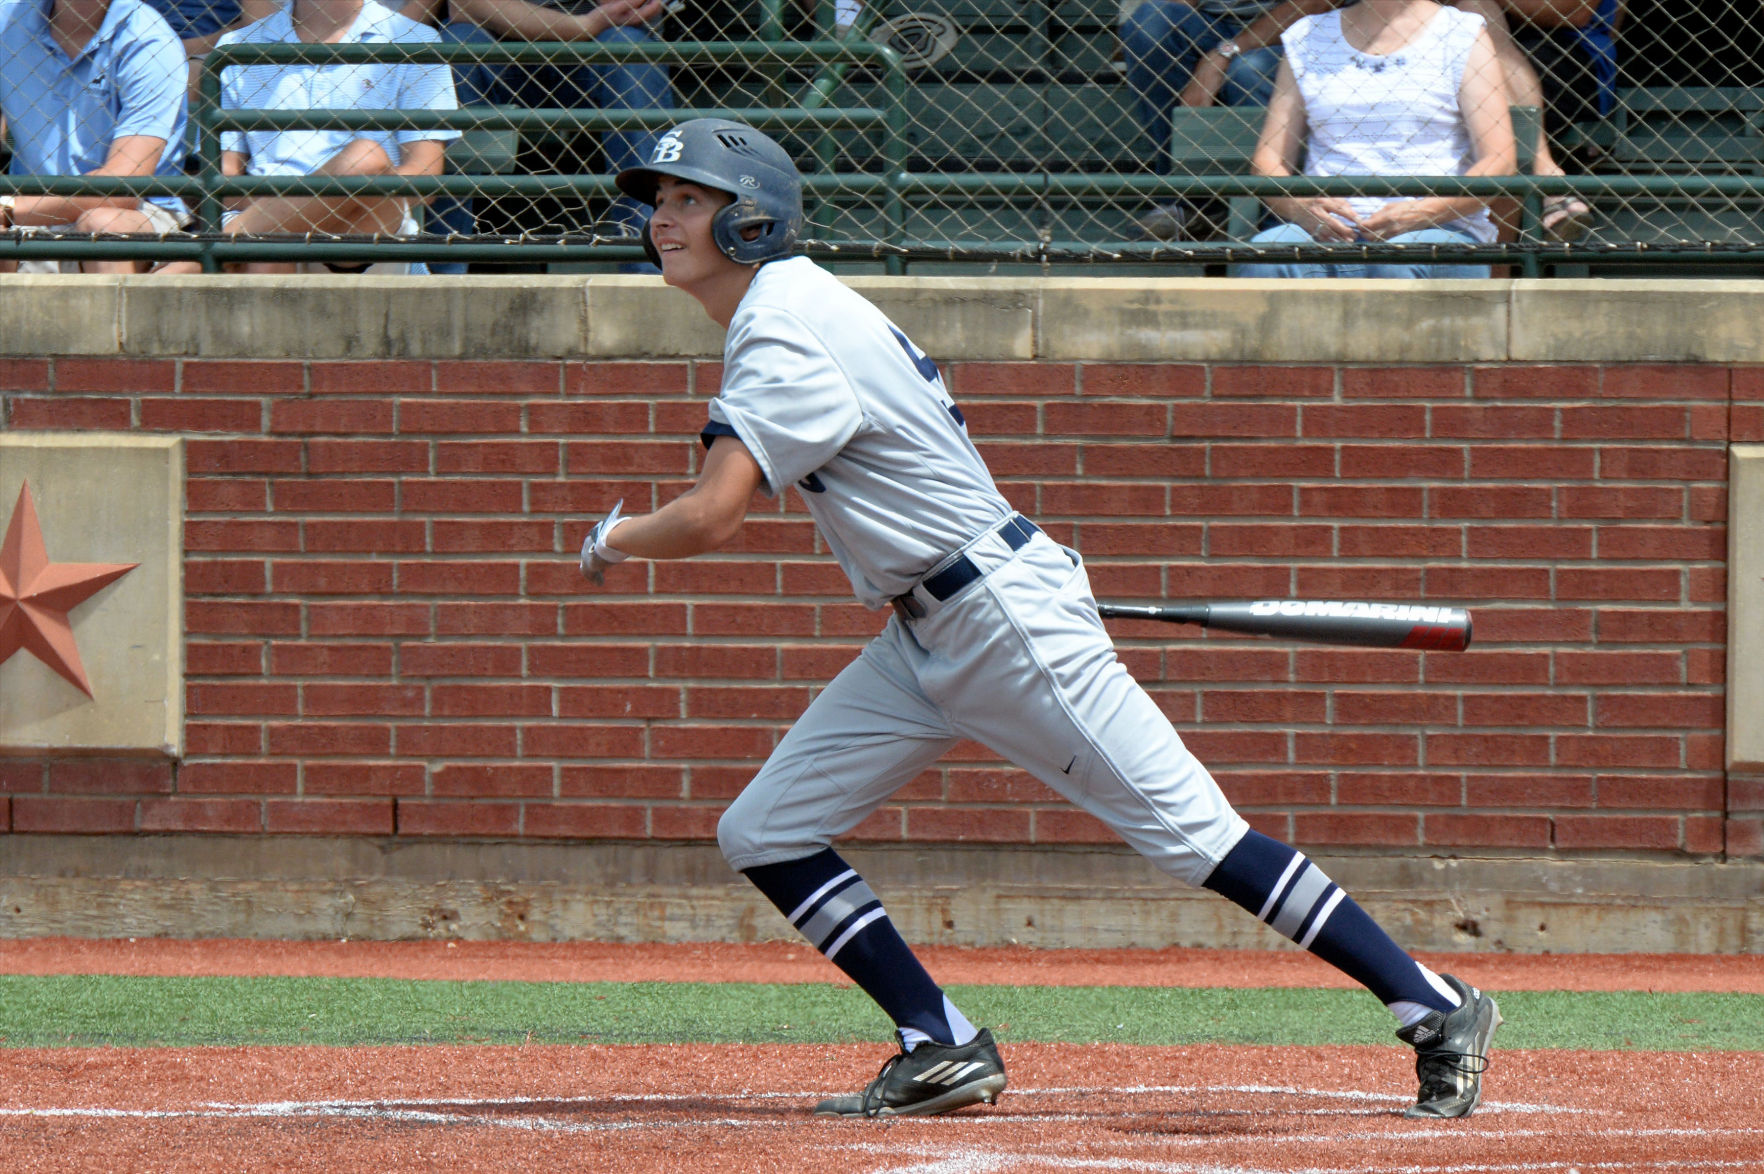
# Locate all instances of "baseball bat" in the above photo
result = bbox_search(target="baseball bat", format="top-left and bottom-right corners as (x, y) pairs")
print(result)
(1096, 600), (1472, 651)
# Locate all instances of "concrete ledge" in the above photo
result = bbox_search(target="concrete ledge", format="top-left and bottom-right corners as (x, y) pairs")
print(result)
(2, 836), (1758, 953)
(118, 275), (590, 359)
(5, 275), (1763, 364)
(1510, 280), (1764, 363)
(0, 276), (121, 354)
(1034, 279), (1511, 364)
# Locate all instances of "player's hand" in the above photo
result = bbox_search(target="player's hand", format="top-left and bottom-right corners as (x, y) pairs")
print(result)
(1282, 197), (1361, 242)
(580, 499), (630, 587)
(596, 0), (666, 27)
(1357, 199), (1446, 240)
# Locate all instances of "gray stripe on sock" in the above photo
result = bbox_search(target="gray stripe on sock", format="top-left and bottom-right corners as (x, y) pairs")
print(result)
(798, 878), (881, 951)
(1269, 862), (1331, 941)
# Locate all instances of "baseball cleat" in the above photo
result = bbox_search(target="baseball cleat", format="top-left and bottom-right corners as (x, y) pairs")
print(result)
(1396, 973), (1502, 1119)
(814, 1028), (1007, 1118)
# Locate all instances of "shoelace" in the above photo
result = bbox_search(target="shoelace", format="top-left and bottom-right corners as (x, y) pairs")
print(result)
(1414, 1047), (1490, 1099)
(860, 1051), (908, 1118)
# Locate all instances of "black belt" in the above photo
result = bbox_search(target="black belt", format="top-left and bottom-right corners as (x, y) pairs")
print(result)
(892, 515), (1040, 621)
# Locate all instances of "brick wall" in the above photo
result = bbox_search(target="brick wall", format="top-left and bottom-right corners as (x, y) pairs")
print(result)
(2, 354), (1754, 858)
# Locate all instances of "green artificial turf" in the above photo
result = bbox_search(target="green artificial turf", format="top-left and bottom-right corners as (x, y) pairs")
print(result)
(0, 976), (1757, 1051)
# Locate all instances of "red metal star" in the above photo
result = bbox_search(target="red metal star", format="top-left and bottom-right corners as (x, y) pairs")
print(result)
(0, 482), (139, 699)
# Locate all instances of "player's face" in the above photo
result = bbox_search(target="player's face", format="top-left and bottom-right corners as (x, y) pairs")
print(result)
(650, 178), (739, 289)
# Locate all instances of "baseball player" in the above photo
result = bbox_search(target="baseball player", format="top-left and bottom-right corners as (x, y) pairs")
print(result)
(581, 117), (1501, 1120)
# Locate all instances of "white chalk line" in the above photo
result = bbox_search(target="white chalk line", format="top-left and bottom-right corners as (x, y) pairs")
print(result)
(8, 1091), (1762, 1174)
(853, 1152), (1764, 1174)
(1, 1082), (1572, 1123)
(0, 1080), (1745, 1147)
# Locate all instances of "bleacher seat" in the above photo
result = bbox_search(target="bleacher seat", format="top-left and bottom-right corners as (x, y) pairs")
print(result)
(1609, 86), (1764, 173)
(446, 122), (521, 178)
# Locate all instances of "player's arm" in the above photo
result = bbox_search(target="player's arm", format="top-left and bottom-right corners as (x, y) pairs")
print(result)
(584, 436), (766, 583)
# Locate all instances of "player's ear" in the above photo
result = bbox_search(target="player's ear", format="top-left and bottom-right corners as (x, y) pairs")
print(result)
(642, 213), (662, 268)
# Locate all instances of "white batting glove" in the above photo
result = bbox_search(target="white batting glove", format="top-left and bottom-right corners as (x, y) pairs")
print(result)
(580, 499), (630, 586)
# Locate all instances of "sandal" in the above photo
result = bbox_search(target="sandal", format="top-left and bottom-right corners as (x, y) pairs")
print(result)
(1541, 195), (1592, 242)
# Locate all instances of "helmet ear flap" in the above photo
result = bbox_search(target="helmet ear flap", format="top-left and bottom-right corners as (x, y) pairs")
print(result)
(709, 202), (742, 263)
(642, 214), (662, 268)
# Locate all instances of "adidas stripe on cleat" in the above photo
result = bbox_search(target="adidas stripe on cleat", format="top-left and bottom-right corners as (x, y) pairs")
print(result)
(1396, 973), (1503, 1119)
(814, 1028), (1007, 1118)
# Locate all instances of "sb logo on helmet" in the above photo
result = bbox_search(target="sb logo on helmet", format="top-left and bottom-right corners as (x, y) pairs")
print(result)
(652, 131), (684, 164)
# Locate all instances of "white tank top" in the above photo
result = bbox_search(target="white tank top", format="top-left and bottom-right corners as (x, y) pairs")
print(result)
(1282, 7), (1496, 243)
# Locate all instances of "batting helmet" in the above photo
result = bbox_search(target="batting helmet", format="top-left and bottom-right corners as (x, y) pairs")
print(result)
(615, 119), (804, 267)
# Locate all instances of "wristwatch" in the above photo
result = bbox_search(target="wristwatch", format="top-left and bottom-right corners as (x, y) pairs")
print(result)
(1215, 39), (1243, 62)
(0, 194), (14, 228)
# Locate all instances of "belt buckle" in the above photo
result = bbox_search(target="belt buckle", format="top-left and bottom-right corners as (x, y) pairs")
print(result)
(892, 593), (926, 622)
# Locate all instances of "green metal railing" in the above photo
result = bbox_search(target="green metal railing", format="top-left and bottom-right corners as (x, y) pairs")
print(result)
(2, 39), (1761, 274)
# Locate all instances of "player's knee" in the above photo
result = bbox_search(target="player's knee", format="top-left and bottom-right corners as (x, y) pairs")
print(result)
(716, 801), (764, 868)
(717, 790), (823, 870)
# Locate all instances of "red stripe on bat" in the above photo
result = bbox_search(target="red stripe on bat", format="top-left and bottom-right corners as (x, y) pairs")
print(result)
(1401, 625), (1468, 652)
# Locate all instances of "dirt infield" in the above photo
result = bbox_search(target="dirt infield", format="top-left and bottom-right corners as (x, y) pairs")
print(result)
(4, 1042), (1761, 1173)
(3, 940), (1762, 1172)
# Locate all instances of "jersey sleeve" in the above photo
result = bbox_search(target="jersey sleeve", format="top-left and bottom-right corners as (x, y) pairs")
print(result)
(394, 23), (461, 147)
(110, 17), (187, 145)
(707, 305), (864, 498)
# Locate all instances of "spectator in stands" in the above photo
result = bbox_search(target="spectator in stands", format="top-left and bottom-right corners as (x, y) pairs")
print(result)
(401, 0), (675, 273)
(1120, 0), (1342, 239)
(1449, 0), (1622, 239)
(1236, 0), (1516, 278)
(156, 0), (459, 275)
(0, 0), (190, 273)
(141, 0), (282, 91)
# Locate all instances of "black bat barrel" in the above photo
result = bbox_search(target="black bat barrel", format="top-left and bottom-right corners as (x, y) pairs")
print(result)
(1097, 600), (1473, 651)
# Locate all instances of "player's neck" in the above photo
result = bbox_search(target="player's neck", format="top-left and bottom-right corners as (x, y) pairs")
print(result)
(682, 263), (762, 330)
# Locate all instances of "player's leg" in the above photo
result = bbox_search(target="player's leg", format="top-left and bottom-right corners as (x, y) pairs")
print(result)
(928, 537), (1498, 1118)
(1202, 828), (1501, 1117)
(718, 627), (1005, 1116)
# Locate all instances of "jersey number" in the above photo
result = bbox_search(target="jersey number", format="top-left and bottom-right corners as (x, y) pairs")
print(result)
(889, 327), (966, 428)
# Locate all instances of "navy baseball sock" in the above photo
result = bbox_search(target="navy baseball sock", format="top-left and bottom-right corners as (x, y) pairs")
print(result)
(743, 848), (976, 1050)
(1203, 830), (1459, 1025)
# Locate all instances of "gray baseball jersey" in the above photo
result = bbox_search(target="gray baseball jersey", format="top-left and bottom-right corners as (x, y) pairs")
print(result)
(704, 256), (1011, 610)
(709, 258), (1248, 887)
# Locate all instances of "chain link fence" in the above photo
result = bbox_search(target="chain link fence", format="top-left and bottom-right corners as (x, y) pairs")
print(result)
(0, 0), (1759, 272)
